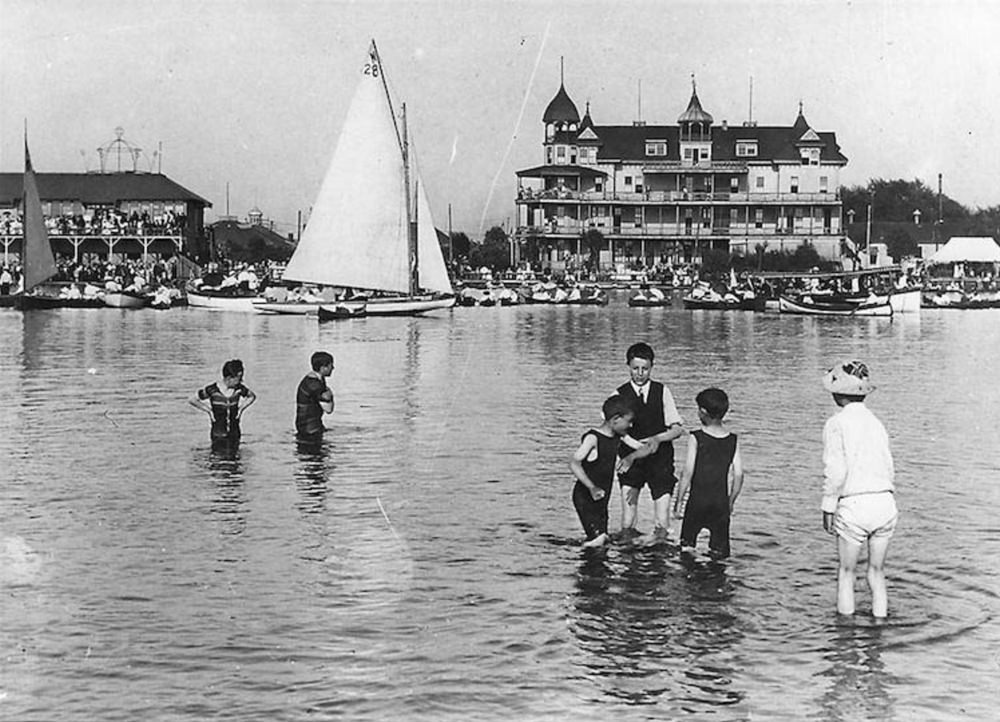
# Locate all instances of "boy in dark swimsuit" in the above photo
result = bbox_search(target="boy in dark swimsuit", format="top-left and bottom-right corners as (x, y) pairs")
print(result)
(189, 359), (257, 448)
(673, 387), (745, 559)
(569, 395), (653, 548)
(296, 351), (335, 439)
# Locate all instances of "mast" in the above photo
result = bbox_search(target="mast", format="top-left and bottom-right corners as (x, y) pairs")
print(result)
(371, 38), (418, 295)
(402, 103), (419, 295)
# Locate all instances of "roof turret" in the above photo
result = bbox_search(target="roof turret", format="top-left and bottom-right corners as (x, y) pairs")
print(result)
(677, 78), (713, 125)
(579, 101), (594, 131)
(792, 101), (812, 136)
(543, 83), (580, 124)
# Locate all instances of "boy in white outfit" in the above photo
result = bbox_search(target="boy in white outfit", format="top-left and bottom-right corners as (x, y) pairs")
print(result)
(821, 360), (898, 618)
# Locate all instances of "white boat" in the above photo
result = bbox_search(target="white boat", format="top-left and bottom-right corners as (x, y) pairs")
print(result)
(778, 294), (893, 317)
(887, 287), (922, 314)
(103, 291), (148, 309)
(252, 299), (324, 315)
(186, 288), (263, 313)
(281, 40), (455, 319)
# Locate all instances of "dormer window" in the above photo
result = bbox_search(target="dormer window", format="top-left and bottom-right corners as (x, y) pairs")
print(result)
(645, 140), (667, 157)
(799, 148), (820, 165)
(736, 141), (758, 157)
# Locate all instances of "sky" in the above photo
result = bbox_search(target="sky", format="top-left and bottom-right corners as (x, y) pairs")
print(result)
(3, 0), (1000, 238)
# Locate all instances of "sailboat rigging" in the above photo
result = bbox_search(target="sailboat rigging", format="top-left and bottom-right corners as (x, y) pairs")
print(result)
(15, 133), (60, 310)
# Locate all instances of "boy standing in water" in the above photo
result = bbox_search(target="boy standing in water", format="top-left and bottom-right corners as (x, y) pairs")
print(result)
(296, 351), (335, 439)
(615, 342), (685, 537)
(189, 359), (257, 448)
(821, 360), (898, 618)
(569, 395), (653, 547)
(673, 388), (744, 559)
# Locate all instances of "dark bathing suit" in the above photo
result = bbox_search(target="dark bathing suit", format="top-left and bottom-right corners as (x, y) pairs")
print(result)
(296, 375), (329, 437)
(680, 430), (738, 558)
(573, 429), (620, 540)
(199, 382), (251, 443)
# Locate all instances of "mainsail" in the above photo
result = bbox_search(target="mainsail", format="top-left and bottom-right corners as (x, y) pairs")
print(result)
(22, 137), (57, 292)
(283, 41), (452, 296)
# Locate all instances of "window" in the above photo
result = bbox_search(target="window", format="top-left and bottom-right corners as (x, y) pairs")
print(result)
(556, 146), (566, 161)
(624, 176), (633, 186)
(546, 146), (553, 165)
(819, 176), (829, 193)
(683, 148), (693, 160)
(790, 176), (799, 193)
(570, 148), (577, 164)
(755, 176), (765, 189)
(595, 178), (603, 192)
(730, 177), (739, 193)
(645, 140), (667, 156)
(736, 141), (758, 157)
(754, 209), (764, 228)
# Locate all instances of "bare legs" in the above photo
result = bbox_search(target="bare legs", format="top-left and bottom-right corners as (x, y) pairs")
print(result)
(837, 535), (891, 618)
(620, 487), (673, 537)
(620, 486), (641, 530)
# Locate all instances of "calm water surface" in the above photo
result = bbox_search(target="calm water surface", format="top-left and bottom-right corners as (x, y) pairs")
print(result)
(1, 299), (998, 721)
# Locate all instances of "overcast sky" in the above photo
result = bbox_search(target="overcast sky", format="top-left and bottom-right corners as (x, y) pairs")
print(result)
(3, 0), (998, 237)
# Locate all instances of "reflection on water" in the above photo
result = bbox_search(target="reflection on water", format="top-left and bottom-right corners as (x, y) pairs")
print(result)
(1, 305), (999, 721)
(569, 544), (745, 711)
(815, 622), (897, 722)
(294, 435), (333, 515)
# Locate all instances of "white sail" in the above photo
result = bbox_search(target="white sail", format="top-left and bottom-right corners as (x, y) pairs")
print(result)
(415, 171), (454, 294)
(283, 42), (452, 297)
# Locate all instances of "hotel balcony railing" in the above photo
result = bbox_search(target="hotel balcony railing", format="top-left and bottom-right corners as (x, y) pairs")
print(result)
(516, 189), (840, 204)
(517, 222), (839, 238)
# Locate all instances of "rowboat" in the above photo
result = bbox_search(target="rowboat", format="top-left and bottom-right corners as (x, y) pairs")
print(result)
(778, 294), (893, 317)
(103, 291), (148, 309)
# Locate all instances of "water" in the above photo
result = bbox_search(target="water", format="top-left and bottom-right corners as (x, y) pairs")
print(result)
(1, 300), (998, 721)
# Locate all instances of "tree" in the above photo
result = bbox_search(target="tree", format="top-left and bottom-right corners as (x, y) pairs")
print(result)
(581, 228), (605, 271)
(450, 231), (470, 259)
(468, 225), (511, 272)
(885, 227), (918, 262)
(699, 248), (730, 279)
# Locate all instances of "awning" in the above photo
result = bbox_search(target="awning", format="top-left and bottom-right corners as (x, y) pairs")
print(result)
(516, 164), (608, 179)
(928, 236), (1000, 264)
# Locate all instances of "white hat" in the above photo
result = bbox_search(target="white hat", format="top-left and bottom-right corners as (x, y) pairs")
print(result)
(823, 360), (876, 396)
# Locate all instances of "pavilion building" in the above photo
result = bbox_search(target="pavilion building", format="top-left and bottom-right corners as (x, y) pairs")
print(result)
(514, 76), (849, 273)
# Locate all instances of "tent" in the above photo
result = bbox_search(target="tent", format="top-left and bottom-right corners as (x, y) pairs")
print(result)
(928, 237), (1000, 264)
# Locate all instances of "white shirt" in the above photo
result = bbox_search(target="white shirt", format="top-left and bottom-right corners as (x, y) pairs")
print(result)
(630, 381), (683, 427)
(821, 402), (895, 513)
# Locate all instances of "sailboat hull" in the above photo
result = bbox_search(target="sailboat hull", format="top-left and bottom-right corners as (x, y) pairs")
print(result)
(317, 294), (454, 319)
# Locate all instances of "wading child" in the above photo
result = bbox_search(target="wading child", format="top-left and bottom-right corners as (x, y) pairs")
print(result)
(673, 388), (744, 559)
(296, 351), (335, 440)
(821, 360), (898, 618)
(189, 359), (257, 448)
(615, 342), (684, 536)
(569, 395), (652, 548)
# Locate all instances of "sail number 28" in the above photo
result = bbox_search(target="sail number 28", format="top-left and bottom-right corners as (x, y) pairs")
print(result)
(363, 62), (380, 77)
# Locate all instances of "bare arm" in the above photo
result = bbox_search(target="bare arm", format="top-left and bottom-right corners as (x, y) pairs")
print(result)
(728, 439), (744, 513)
(569, 434), (604, 501)
(188, 394), (212, 417)
(319, 387), (334, 414)
(238, 388), (257, 417)
(672, 433), (699, 517)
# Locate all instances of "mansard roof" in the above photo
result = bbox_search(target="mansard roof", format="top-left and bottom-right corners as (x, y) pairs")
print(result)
(0, 172), (212, 207)
(577, 123), (847, 164)
(543, 83), (580, 124)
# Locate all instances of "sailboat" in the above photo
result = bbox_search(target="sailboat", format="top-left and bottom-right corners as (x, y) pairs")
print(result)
(259, 40), (455, 318)
(14, 135), (60, 310)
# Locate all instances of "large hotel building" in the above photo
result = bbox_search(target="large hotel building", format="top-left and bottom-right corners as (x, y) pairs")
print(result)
(514, 76), (849, 272)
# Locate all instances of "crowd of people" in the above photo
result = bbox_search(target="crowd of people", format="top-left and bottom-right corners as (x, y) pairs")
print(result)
(0, 208), (187, 237)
